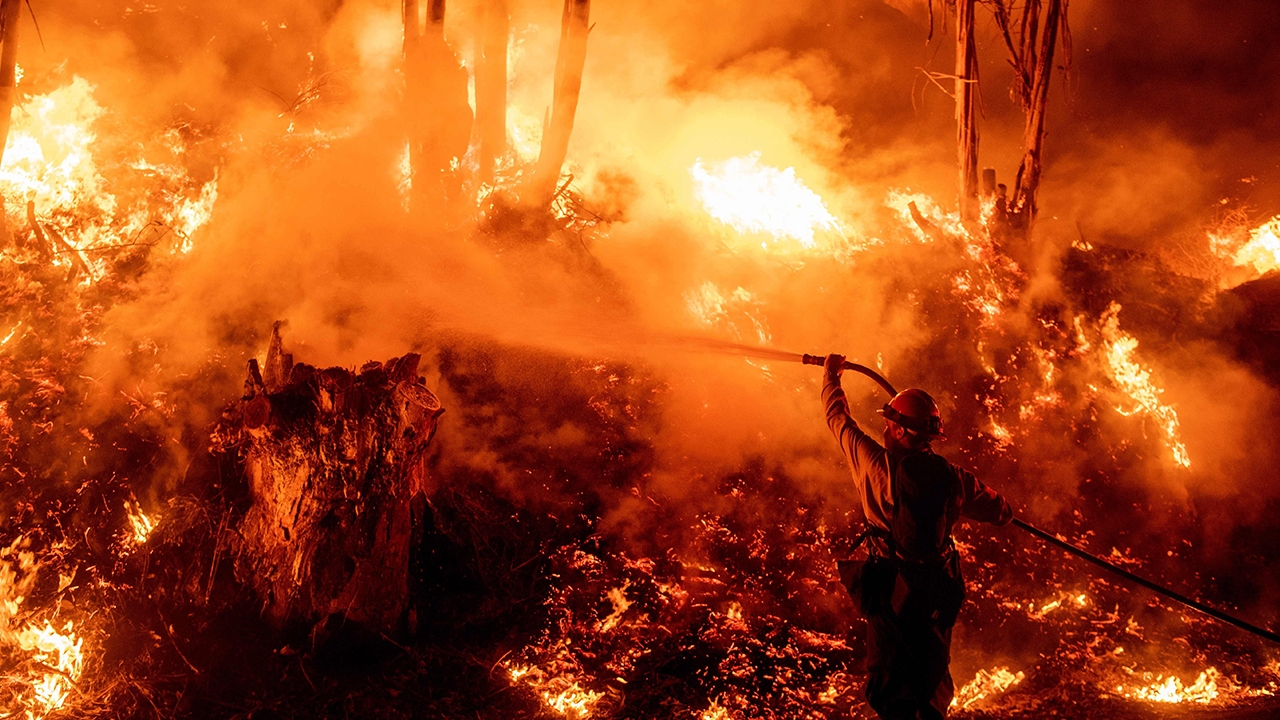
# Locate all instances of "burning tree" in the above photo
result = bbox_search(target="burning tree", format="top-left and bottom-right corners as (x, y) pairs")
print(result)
(945, 0), (1071, 238)
(0, 3), (1276, 720)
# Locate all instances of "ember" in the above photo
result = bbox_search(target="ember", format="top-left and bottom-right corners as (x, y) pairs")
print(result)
(0, 1), (1278, 719)
(951, 666), (1025, 710)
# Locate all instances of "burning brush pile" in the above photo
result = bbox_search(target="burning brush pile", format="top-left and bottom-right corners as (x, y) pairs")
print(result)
(0, 2), (1280, 720)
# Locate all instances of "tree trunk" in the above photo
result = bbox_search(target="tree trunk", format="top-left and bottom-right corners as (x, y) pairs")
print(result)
(222, 326), (444, 641)
(403, 0), (472, 212)
(955, 0), (980, 224)
(0, 0), (20, 243)
(475, 0), (509, 184)
(527, 0), (590, 210)
(1011, 0), (1062, 226)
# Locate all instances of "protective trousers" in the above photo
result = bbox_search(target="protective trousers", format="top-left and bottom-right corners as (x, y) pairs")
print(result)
(860, 556), (961, 720)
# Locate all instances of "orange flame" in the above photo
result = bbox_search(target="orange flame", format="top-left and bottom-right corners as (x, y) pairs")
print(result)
(951, 666), (1025, 710)
(690, 153), (840, 249)
(1098, 303), (1190, 468)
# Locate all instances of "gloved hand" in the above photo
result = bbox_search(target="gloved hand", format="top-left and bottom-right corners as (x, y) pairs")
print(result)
(824, 353), (846, 380)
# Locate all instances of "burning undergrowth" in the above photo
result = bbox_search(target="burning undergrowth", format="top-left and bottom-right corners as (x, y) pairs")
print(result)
(0, 4), (1279, 720)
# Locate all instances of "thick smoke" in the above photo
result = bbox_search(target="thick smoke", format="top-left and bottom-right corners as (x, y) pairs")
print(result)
(16, 0), (1280, 663)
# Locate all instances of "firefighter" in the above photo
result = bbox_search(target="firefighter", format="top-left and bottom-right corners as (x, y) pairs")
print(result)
(822, 354), (1012, 720)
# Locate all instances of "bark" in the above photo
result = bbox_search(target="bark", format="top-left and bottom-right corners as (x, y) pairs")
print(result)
(403, 0), (419, 52)
(403, 0), (472, 209)
(527, 0), (590, 210)
(475, 0), (509, 184)
(1011, 0), (1063, 224)
(223, 325), (444, 640)
(0, 0), (20, 243)
(955, 0), (980, 223)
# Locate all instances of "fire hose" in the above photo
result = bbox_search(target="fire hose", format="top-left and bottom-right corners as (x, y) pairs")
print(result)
(795, 351), (1280, 647)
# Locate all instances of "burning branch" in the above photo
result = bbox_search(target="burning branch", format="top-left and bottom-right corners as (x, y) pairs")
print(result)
(988, 0), (1072, 230)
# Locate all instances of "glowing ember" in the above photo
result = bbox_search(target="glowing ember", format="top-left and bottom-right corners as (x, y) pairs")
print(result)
(699, 700), (732, 720)
(598, 584), (631, 632)
(1231, 215), (1280, 276)
(507, 661), (604, 718)
(951, 666), (1025, 710)
(125, 501), (157, 545)
(1098, 303), (1191, 468)
(1114, 667), (1222, 704)
(690, 153), (840, 248)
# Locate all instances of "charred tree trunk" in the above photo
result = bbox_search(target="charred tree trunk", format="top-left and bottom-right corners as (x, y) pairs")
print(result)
(475, 0), (509, 184)
(527, 0), (590, 210)
(956, 0), (980, 224)
(222, 325), (444, 641)
(0, 0), (19, 243)
(1011, 0), (1063, 226)
(403, 0), (472, 212)
(990, 0), (1069, 238)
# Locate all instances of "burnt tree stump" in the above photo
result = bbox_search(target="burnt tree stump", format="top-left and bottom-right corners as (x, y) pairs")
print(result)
(221, 326), (443, 641)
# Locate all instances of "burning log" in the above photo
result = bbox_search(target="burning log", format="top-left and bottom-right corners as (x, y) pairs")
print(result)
(221, 325), (444, 641)
(527, 0), (591, 210)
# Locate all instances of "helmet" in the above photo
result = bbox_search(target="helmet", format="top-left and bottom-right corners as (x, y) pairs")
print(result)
(877, 388), (945, 440)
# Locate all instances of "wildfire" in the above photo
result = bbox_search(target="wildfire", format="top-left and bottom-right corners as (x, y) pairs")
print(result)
(0, 541), (89, 719)
(951, 666), (1025, 710)
(690, 153), (841, 249)
(1230, 215), (1280, 277)
(1114, 667), (1222, 704)
(684, 282), (772, 346)
(699, 700), (733, 720)
(125, 501), (157, 545)
(1098, 303), (1191, 468)
(506, 661), (605, 718)
(0, 76), (217, 267)
(884, 190), (967, 241)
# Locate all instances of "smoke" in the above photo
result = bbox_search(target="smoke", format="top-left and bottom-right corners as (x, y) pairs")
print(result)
(14, 0), (1280, 639)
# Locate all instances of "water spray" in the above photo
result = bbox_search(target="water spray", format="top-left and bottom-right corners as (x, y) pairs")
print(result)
(698, 337), (1280, 646)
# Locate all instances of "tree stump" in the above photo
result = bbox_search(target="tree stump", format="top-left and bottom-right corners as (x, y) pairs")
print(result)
(224, 326), (444, 641)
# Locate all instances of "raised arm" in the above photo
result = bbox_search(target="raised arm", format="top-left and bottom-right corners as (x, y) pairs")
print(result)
(958, 467), (1013, 525)
(822, 354), (886, 478)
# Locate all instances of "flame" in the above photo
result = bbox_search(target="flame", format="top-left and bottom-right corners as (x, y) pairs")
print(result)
(685, 282), (772, 346)
(884, 190), (967, 241)
(395, 140), (412, 210)
(699, 700), (732, 720)
(690, 153), (840, 249)
(0, 77), (216, 266)
(15, 620), (85, 716)
(0, 540), (90, 719)
(1099, 303), (1190, 468)
(1114, 667), (1222, 704)
(598, 584), (631, 632)
(501, 648), (606, 712)
(951, 666), (1025, 710)
(1230, 215), (1280, 277)
(125, 501), (157, 545)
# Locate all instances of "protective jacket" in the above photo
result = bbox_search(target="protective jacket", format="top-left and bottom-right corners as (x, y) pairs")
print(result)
(823, 373), (1011, 720)
(822, 375), (1011, 560)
